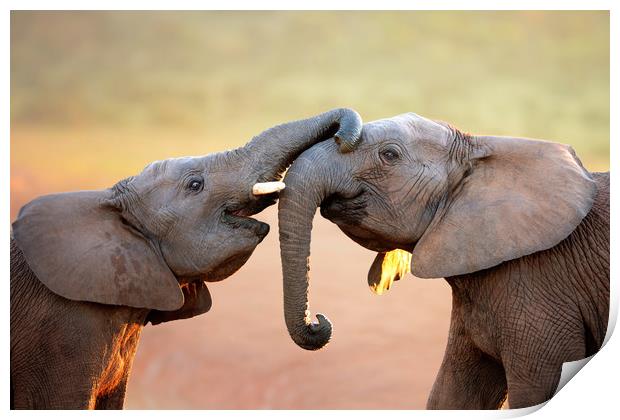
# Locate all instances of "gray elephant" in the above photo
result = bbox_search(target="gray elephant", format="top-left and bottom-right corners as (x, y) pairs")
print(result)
(10, 108), (362, 409)
(276, 112), (609, 409)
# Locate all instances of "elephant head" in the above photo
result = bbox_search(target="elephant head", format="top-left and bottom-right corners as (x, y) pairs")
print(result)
(278, 112), (597, 350)
(12, 108), (362, 322)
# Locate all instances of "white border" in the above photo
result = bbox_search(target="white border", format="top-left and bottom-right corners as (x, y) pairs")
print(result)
(3, 2), (616, 419)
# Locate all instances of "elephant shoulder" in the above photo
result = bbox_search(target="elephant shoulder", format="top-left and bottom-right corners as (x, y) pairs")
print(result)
(11, 238), (49, 311)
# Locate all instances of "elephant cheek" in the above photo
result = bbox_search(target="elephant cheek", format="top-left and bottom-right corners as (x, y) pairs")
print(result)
(205, 248), (256, 282)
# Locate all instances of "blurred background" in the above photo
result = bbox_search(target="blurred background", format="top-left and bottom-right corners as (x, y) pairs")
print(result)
(11, 11), (609, 408)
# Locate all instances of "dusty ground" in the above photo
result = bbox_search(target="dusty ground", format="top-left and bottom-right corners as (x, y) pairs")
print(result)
(123, 207), (452, 409)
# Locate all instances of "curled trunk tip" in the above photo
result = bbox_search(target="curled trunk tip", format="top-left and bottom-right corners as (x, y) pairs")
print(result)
(241, 107), (363, 181)
(289, 313), (332, 351)
(334, 109), (363, 153)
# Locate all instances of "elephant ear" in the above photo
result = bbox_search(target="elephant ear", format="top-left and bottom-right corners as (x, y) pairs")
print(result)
(367, 250), (412, 295)
(411, 136), (597, 279)
(146, 281), (212, 325)
(12, 190), (184, 311)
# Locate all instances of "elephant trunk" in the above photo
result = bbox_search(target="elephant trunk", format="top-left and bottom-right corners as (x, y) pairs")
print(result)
(241, 108), (361, 183)
(278, 142), (346, 350)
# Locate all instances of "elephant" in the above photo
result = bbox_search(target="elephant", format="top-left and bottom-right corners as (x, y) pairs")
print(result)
(10, 108), (363, 409)
(276, 112), (609, 409)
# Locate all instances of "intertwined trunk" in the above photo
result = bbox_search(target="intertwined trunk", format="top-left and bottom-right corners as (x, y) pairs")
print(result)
(240, 108), (361, 182)
(278, 142), (346, 350)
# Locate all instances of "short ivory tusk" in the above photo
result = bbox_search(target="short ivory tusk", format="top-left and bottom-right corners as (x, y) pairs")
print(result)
(252, 181), (286, 196)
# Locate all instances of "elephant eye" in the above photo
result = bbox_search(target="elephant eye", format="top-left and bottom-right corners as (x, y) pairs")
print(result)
(187, 177), (204, 193)
(380, 147), (400, 163)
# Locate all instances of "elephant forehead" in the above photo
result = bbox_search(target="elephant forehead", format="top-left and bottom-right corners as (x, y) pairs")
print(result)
(361, 118), (410, 142)
(363, 113), (450, 146)
(399, 113), (451, 143)
(123, 157), (210, 197)
(141, 156), (207, 179)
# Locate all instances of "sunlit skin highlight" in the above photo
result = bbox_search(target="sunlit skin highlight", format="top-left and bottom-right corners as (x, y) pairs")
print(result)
(368, 249), (412, 295)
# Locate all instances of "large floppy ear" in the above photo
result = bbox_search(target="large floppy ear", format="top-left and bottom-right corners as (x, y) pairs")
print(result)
(146, 281), (212, 325)
(12, 190), (184, 310)
(411, 136), (597, 278)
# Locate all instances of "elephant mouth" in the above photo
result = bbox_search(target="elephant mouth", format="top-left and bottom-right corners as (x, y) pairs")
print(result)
(320, 189), (368, 224)
(221, 209), (270, 238)
(321, 193), (412, 253)
(221, 195), (277, 238)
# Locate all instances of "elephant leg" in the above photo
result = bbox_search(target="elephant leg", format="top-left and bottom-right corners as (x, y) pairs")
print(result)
(94, 375), (129, 410)
(427, 320), (507, 409)
(502, 318), (586, 408)
(11, 371), (94, 409)
(93, 334), (140, 410)
(503, 348), (584, 408)
(504, 369), (560, 409)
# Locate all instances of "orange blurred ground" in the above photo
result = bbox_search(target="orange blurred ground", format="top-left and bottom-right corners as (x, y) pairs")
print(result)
(123, 206), (452, 409)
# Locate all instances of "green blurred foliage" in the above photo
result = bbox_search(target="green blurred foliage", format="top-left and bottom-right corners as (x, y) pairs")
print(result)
(11, 11), (609, 190)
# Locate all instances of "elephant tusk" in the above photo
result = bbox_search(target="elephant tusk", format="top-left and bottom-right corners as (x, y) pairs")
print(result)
(252, 181), (286, 196)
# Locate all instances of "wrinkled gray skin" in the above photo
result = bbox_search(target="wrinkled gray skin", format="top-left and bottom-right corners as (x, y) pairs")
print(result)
(278, 113), (609, 409)
(10, 108), (362, 409)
